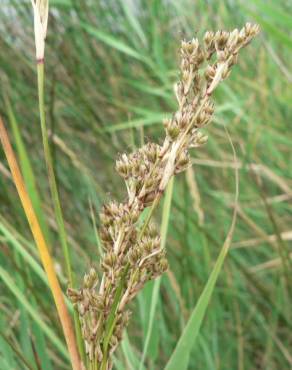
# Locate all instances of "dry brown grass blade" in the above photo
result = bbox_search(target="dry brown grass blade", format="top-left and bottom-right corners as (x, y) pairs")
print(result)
(249, 253), (292, 273)
(192, 159), (292, 195)
(232, 230), (292, 249)
(0, 116), (81, 370)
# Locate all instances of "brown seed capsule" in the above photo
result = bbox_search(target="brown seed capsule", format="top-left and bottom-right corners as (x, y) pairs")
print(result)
(128, 248), (142, 264)
(167, 123), (180, 140)
(204, 100), (215, 115)
(159, 258), (169, 272)
(227, 29), (239, 49)
(163, 118), (171, 129)
(176, 150), (190, 169)
(99, 226), (112, 243)
(195, 46), (205, 66)
(196, 132), (209, 145)
(67, 288), (83, 303)
(204, 31), (215, 46)
(196, 111), (208, 127)
(102, 252), (117, 270)
(205, 65), (216, 82)
(215, 30), (229, 51)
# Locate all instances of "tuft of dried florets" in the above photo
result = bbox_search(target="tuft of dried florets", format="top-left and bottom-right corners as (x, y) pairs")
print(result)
(68, 23), (259, 368)
(31, 0), (49, 62)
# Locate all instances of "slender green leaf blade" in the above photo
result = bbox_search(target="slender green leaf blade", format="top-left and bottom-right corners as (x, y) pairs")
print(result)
(0, 267), (69, 361)
(165, 135), (238, 370)
(139, 177), (174, 369)
(80, 22), (149, 63)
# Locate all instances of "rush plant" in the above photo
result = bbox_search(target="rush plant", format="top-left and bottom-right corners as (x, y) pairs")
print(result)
(68, 22), (259, 370)
(0, 1), (259, 369)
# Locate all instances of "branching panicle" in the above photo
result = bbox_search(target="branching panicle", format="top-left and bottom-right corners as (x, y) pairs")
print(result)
(68, 23), (259, 369)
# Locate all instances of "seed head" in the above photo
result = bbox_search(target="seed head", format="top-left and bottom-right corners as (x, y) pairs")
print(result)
(68, 23), (259, 368)
(31, 0), (49, 61)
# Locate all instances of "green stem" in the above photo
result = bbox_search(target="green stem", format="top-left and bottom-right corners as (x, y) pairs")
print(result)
(139, 177), (174, 370)
(138, 194), (161, 240)
(99, 189), (168, 369)
(36, 62), (85, 364)
(100, 265), (129, 370)
(37, 62), (72, 285)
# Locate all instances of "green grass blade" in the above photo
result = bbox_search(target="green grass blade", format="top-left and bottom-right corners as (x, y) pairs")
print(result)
(164, 134), (239, 370)
(17, 281), (35, 367)
(164, 230), (236, 369)
(50, 0), (72, 6)
(0, 266), (69, 361)
(4, 95), (51, 245)
(139, 177), (174, 370)
(80, 22), (150, 63)
(0, 316), (18, 369)
(250, 0), (292, 28)
(253, 15), (292, 49)
(103, 103), (235, 133)
(31, 320), (54, 370)
(0, 332), (35, 370)
(0, 218), (73, 312)
(121, 332), (145, 370)
(103, 113), (168, 133)
(119, 0), (148, 47)
(0, 221), (47, 284)
(2, 223), (53, 370)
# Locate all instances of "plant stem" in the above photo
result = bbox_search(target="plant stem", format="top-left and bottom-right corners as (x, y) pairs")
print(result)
(0, 116), (81, 370)
(37, 62), (72, 285)
(36, 61), (85, 364)
(139, 177), (174, 370)
(138, 194), (162, 240)
(100, 265), (129, 370)
(100, 186), (170, 369)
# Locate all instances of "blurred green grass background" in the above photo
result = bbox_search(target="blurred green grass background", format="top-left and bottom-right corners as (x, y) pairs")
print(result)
(0, 0), (291, 369)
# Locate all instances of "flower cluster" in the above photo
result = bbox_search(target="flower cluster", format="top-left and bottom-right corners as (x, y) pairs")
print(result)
(159, 23), (259, 192)
(116, 142), (163, 205)
(68, 208), (167, 366)
(68, 23), (259, 369)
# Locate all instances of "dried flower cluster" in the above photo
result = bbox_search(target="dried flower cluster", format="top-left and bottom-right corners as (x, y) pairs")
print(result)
(68, 23), (259, 369)
(31, 0), (49, 62)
